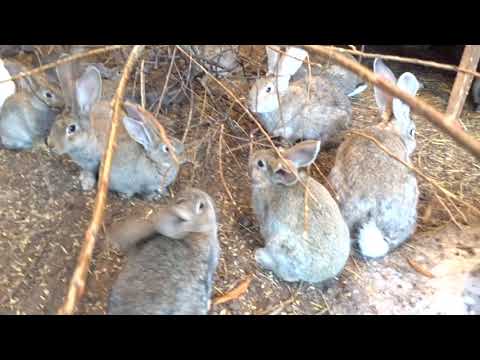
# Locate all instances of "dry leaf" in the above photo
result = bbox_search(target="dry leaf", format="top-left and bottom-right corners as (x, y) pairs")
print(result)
(213, 276), (252, 305)
(407, 258), (435, 278)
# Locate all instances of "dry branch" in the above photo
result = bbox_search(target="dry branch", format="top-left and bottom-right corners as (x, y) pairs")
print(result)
(304, 45), (480, 160)
(58, 45), (146, 315)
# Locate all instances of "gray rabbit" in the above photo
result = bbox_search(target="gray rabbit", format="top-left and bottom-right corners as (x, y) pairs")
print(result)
(249, 46), (352, 148)
(47, 59), (184, 198)
(0, 58), (64, 150)
(328, 58), (420, 258)
(249, 140), (351, 283)
(107, 188), (220, 315)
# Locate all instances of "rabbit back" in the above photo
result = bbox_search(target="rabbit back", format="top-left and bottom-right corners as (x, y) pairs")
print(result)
(108, 233), (215, 315)
(261, 76), (352, 145)
(253, 174), (350, 283)
(328, 126), (418, 253)
(0, 91), (58, 149)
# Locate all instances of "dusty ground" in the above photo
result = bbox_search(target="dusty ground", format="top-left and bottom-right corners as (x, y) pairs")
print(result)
(0, 46), (479, 315)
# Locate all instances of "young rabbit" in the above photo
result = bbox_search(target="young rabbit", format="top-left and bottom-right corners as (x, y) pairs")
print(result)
(328, 58), (421, 259)
(0, 58), (64, 150)
(248, 46), (352, 148)
(107, 188), (220, 315)
(181, 45), (240, 77)
(249, 140), (351, 283)
(47, 61), (184, 198)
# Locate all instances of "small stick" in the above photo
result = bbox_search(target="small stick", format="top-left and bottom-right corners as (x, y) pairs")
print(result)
(155, 46), (177, 117)
(218, 125), (237, 207)
(140, 59), (146, 108)
(58, 45), (145, 315)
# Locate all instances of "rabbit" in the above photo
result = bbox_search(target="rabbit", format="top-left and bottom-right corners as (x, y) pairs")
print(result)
(249, 140), (351, 284)
(473, 77), (480, 112)
(328, 58), (421, 259)
(289, 46), (367, 97)
(181, 45), (240, 77)
(47, 60), (185, 198)
(248, 46), (352, 148)
(0, 58), (64, 150)
(107, 188), (220, 315)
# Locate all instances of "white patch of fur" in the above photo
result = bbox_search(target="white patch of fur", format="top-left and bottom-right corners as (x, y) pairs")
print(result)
(358, 220), (389, 258)
(347, 83), (368, 97)
(0, 58), (16, 110)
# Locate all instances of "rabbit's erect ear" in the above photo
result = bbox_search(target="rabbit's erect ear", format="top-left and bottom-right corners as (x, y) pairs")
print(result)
(277, 47), (308, 77)
(75, 66), (102, 116)
(283, 140), (321, 168)
(392, 72), (420, 131)
(266, 45), (281, 74)
(56, 53), (77, 110)
(373, 58), (396, 114)
(122, 115), (154, 151)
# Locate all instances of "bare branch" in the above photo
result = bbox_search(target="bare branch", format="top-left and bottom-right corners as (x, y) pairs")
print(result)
(58, 45), (146, 315)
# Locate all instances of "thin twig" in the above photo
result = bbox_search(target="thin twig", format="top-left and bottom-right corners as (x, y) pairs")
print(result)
(140, 59), (146, 108)
(434, 192), (462, 230)
(218, 125), (237, 207)
(181, 90), (195, 143)
(58, 45), (145, 315)
(155, 46), (177, 117)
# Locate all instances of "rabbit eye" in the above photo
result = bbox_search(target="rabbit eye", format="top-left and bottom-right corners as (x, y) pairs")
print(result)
(45, 91), (53, 99)
(409, 128), (415, 137)
(162, 145), (170, 153)
(265, 86), (272, 93)
(66, 124), (77, 135)
(257, 160), (265, 168)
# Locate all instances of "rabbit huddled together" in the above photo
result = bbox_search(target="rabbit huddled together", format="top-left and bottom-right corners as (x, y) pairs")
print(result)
(4, 45), (468, 315)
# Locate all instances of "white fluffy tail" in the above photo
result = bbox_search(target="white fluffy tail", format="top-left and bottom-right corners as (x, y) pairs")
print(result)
(347, 83), (368, 97)
(357, 220), (389, 258)
(0, 59), (15, 110)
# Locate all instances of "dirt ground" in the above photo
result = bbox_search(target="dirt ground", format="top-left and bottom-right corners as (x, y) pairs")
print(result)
(0, 45), (479, 315)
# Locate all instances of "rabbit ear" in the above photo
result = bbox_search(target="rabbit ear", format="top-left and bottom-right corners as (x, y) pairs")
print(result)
(56, 54), (77, 111)
(392, 72), (420, 132)
(277, 47), (308, 77)
(75, 66), (102, 116)
(373, 58), (396, 114)
(283, 140), (321, 168)
(122, 115), (154, 151)
(266, 45), (281, 74)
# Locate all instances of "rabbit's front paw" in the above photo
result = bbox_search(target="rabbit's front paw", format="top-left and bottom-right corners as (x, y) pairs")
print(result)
(79, 171), (97, 191)
(255, 248), (275, 271)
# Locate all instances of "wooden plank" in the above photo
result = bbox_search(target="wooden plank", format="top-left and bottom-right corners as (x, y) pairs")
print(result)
(446, 45), (480, 125)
